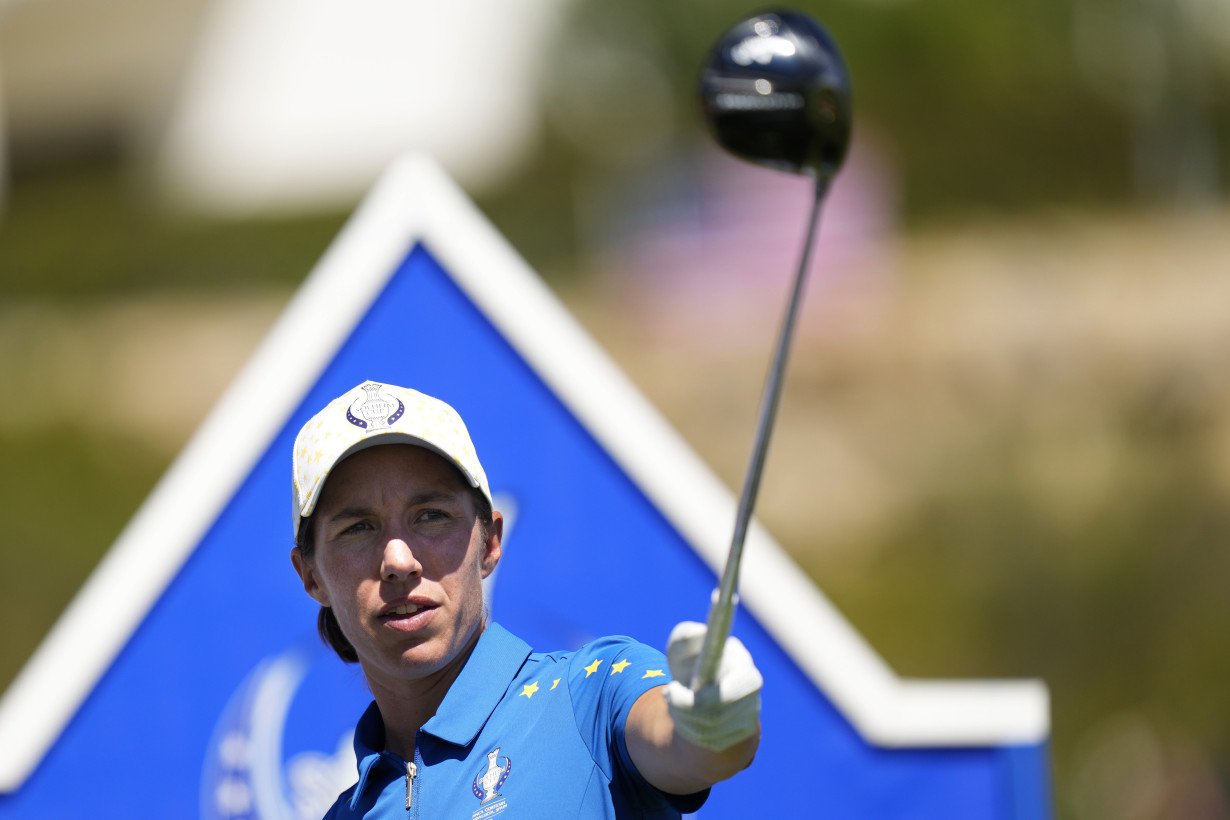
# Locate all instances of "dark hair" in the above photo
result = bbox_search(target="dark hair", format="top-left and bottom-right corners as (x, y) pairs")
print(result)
(295, 484), (494, 663)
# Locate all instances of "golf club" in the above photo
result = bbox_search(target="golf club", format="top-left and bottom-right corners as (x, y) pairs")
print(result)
(692, 9), (853, 691)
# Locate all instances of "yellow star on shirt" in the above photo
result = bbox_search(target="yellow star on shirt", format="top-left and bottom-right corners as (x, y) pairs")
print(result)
(642, 669), (665, 679)
(610, 659), (631, 675)
(584, 659), (603, 677)
(551, 678), (561, 691)
(519, 681), (539, 698)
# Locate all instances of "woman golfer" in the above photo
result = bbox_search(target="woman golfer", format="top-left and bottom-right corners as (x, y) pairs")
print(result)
(291, 381), (761, 817)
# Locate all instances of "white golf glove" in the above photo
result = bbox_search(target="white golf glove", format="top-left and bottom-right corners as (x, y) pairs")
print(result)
(664, 621), (763, 752)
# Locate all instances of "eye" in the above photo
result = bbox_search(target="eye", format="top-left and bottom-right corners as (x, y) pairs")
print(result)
(416, 509), (450, 524)
(338, 520), (374, 536)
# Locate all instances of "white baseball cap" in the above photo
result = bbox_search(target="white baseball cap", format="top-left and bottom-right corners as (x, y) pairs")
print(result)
(291, 380), (492, 536)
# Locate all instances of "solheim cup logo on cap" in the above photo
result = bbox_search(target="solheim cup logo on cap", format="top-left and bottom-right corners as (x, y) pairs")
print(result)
(470, 747), (512, 818)
(345, 382), (405, 431)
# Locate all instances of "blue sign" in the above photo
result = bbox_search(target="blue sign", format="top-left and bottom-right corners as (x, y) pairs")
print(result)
(0, 157), (1050, 817)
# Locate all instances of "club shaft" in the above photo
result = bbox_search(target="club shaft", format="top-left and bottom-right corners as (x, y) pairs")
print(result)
(693, 177), (829, 690)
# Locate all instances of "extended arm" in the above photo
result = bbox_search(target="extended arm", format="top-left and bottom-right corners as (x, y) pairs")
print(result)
(625, 622), (762, 795)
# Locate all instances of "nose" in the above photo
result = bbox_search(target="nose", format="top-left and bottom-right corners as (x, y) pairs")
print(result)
(381, 537), (422, 582)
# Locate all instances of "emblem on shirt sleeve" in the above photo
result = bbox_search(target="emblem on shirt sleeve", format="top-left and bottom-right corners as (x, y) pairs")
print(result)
(471, 747), (512, 818)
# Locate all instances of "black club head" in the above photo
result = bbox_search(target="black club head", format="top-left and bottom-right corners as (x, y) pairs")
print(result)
(700, 10), (852, 182)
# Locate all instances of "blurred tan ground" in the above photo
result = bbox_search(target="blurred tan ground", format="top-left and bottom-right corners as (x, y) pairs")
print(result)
(588, 206), (1230, 563)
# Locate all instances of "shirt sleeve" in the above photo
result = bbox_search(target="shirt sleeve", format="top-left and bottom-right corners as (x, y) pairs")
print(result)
(566, 635), (709, 815)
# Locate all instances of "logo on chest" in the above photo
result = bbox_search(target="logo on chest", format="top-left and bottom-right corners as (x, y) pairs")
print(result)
(471, 747), (512, 818)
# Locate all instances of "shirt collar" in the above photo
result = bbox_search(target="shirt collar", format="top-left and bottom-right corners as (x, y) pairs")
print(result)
(348, 701), (387, 810)
(422, 622), (531, 746)
(346, 623), (531, 810)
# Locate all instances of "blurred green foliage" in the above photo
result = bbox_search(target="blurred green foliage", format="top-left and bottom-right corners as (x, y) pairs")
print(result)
(3, 0), (1227, 298)
(812, 411), (1230, 790)
(0, 428), (165, 688)
(533, 0), (1224, 222)
(0, 158), (347, 301)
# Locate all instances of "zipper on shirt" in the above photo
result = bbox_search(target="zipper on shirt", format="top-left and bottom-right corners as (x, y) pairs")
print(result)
(405, 760), (417, 810)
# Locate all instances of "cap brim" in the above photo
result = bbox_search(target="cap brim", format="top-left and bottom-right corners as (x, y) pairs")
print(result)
(298, 431), (486, 521)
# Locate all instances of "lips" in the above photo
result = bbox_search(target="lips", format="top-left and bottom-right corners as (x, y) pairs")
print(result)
(378, 599), (438, 631)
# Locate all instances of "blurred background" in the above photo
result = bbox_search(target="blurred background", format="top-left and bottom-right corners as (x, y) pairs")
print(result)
(1, 0), (1227, 816)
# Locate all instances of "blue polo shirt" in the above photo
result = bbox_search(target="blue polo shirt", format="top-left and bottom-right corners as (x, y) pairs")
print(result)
(325, 623), (709, 818)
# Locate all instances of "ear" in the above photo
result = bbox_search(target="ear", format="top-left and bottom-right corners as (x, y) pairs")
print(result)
(479, 511), (504, 579)
(291, 547), (331, 607)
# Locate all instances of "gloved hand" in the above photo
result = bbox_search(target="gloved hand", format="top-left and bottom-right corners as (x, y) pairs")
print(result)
(664, 621), (763, 752)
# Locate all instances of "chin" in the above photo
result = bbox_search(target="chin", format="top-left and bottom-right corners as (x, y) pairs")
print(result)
(398, 648), (449, 675)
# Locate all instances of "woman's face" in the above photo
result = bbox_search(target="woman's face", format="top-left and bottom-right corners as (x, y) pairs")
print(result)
(293, 444), (501, 694)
